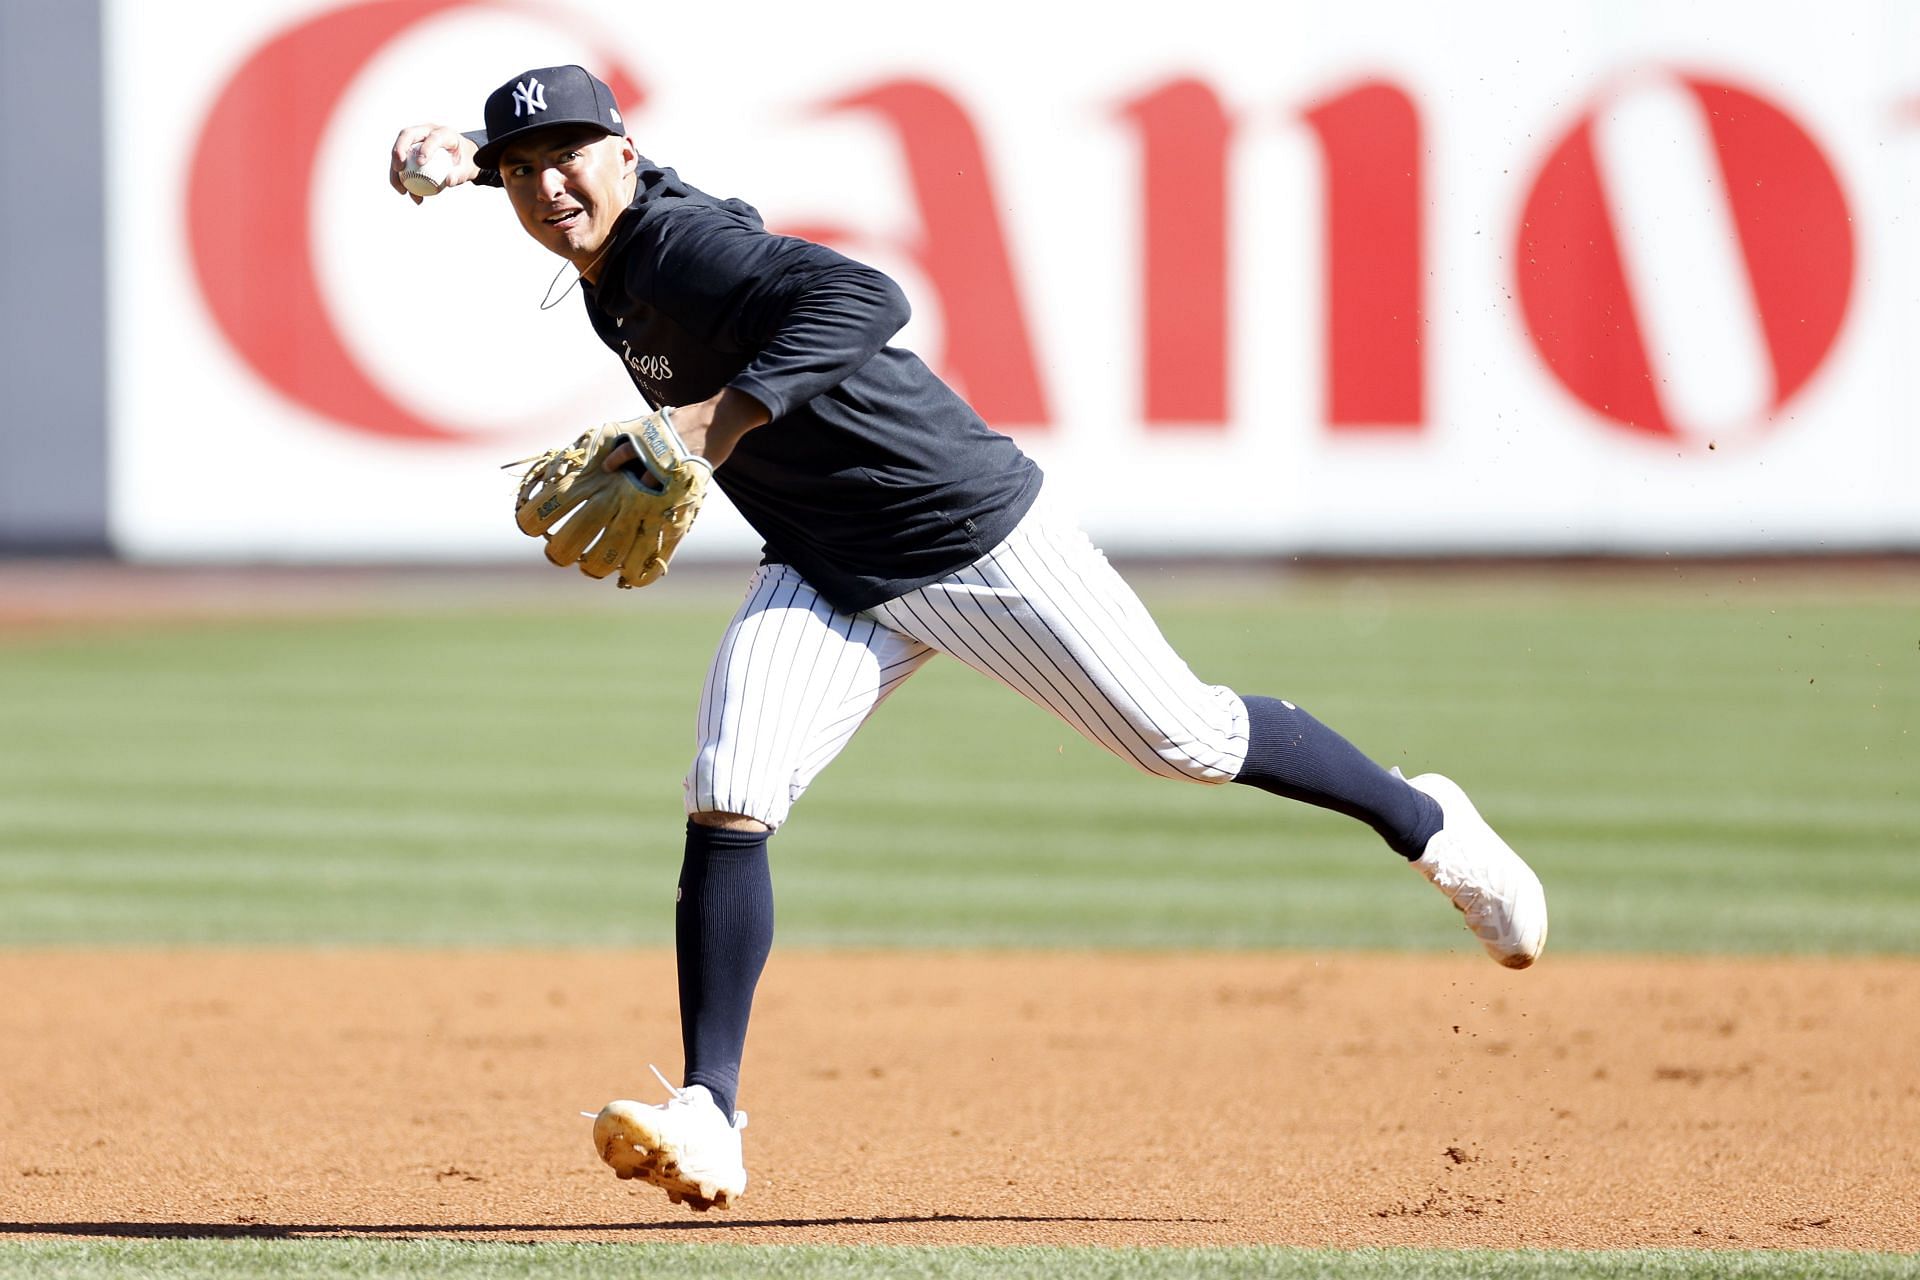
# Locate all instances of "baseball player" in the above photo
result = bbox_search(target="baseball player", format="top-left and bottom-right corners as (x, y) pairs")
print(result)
(389, 64), (1547, 1213)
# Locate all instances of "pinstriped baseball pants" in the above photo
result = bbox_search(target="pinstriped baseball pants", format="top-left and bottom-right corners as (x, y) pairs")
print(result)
(685, 494), (1252, 829)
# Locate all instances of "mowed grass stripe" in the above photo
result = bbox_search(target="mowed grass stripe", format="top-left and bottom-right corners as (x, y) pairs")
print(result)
(1, 588), (1913, 950)
(3, 1242), (1919, 1279)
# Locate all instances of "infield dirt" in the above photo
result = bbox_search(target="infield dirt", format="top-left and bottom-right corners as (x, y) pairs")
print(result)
(3, 950), (1916, 1250)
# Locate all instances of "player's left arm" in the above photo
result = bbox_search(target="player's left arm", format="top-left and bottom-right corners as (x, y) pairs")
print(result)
(606, 386), (769, 473)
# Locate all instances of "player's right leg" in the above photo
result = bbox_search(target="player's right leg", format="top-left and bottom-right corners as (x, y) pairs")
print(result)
(593, 564), (935, 1210)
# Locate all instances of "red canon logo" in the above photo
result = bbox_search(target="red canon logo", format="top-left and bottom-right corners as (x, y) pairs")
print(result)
(186, 4), (1857, 449)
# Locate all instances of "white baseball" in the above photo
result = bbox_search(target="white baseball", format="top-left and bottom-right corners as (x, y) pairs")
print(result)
(402, 146), (455, 198)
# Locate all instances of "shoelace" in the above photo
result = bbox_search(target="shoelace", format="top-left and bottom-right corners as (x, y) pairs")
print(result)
(648, 1063), (748, 1130)
(648, 1062), (684, 1100)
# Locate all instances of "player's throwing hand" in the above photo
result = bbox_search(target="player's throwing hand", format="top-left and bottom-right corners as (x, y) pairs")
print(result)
(388, 124), (480, 203)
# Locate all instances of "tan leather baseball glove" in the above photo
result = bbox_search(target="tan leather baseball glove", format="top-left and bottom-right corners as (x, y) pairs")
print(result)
(509, 408), (713, 589)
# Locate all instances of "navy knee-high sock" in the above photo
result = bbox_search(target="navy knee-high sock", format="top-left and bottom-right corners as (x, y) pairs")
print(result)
(1232, 695), (1443, 859)
(676, 821), (774, 1119)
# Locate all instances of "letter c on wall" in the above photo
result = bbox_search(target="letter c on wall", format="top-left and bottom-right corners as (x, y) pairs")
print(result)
(186, 0), (643, 442)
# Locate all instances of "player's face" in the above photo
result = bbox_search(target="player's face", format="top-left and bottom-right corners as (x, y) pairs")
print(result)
(500, 130), (636, 274)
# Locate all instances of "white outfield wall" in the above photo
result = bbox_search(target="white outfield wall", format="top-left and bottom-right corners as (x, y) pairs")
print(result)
(105, 0), (1920, 562)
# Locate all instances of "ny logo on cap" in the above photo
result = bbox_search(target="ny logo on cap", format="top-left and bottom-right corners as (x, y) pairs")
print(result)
(513, 77), (546, 117)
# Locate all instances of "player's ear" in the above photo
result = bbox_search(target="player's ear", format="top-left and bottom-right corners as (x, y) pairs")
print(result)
(618, 134), (638, 176)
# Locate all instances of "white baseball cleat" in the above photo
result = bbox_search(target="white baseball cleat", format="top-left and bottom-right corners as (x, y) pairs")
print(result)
(1405, 773), (1548, 968)
(590, 1065), (748, 1211)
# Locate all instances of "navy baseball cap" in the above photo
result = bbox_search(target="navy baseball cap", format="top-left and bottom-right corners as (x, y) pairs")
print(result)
(470, 65), (624, 170)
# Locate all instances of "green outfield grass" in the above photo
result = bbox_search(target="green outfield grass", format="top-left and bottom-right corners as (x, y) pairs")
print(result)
(1, 570), (1913, 952)
(4, 1242), (1920, 1279)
